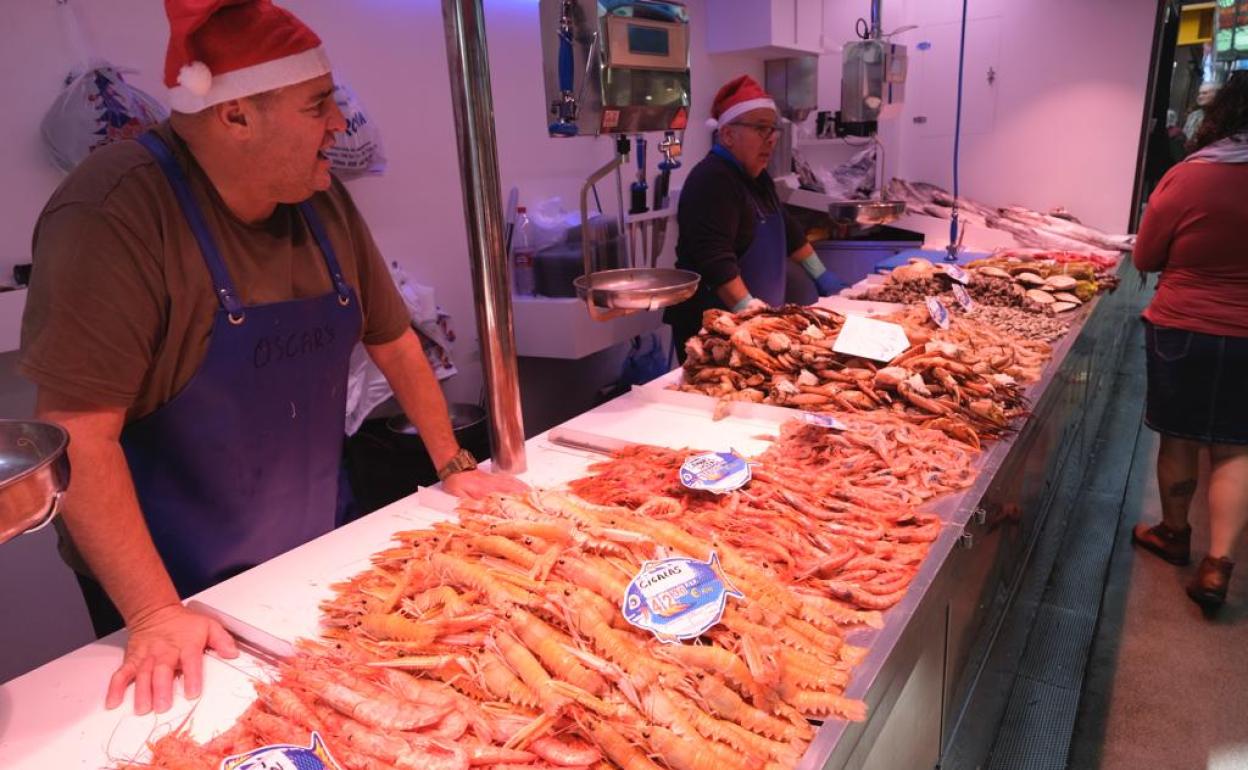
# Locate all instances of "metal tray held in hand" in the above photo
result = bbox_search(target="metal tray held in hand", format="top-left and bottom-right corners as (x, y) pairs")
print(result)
(574, 268), (700, 313)
(578, 149), (700, 321)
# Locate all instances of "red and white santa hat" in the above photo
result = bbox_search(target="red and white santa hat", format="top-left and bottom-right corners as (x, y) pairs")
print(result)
(705, 75), (777, 130)
(163, 0), (332, 113)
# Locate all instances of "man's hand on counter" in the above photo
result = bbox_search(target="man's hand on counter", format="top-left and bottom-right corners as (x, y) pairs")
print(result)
(105, 603), (238, 715)
(442, 468), (529, 499)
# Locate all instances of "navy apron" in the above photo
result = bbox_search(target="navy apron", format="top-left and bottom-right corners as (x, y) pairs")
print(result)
(711, 145), (788, 306)
(124, 132), (361, 597)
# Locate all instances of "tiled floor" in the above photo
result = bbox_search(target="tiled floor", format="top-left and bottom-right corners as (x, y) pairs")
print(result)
(1093, 439), (1248, 770)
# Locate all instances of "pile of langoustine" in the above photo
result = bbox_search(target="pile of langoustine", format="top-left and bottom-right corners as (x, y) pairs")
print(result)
(128, 492), (873, 770)
(677, 304), (1046, 446)
(127, 411), (983, 770)
(569, 412), (979, 609)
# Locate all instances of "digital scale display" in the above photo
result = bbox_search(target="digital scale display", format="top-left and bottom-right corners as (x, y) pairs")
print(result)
(627, 24), (670, 56)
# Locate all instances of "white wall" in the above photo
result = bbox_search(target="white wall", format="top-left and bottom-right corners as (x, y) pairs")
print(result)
(893, 0), (1155, 233)
(0, 0), (761, 681)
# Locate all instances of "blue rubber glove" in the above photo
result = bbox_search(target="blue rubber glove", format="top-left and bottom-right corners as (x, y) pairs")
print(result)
(800, 254), (841, 297)
(731, 294), (762, 313)
(814, 270), (842, 297)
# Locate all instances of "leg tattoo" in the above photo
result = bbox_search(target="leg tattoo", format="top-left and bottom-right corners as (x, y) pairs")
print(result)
(1167, 478), (1198, 499)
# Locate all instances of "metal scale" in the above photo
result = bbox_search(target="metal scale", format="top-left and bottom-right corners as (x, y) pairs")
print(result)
(772, 0), (909, 238)
(539, 0), (699, 320)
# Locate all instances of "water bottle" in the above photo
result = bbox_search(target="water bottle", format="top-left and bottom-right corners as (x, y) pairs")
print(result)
(511, 206), (537, 297)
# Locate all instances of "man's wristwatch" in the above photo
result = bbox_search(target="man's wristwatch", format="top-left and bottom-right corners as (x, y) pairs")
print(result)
(437, 447), (478, 481)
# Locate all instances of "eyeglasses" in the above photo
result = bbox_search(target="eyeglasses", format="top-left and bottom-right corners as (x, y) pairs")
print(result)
(730, 121), (781, 140)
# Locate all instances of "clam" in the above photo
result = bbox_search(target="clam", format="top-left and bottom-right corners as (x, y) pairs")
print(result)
(1025, 288), (1056, 304)
(1044, 274), (1079, 291)
(1051, 301), (1079, 313)
(1051, 292), (1081, 304)
(892, 258), (937, 283)
(1016, 272), (1047, 287)
(976, 266), (1013, 280)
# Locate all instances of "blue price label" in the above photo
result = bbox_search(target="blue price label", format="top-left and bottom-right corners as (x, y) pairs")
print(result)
(945, 264), (971, 284)
(952, 283), (975, 312)
(679, 452), (751, 494)
(799, 412), (848, 431)
(223, 732), (343, 770)
(926, 296), (951, 330)
(622, 552), (744, 643)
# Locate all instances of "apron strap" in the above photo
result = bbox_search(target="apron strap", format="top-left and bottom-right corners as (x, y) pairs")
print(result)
(297, 202), (353, 306)
(136, 132), (246, 321)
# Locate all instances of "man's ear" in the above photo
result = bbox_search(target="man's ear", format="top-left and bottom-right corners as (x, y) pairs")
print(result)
(215, 100), (252, 136)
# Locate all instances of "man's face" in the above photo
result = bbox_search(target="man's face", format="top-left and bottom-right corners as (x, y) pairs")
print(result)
(1196, 83), (1219, 108)
(721, 108), (780, 178)
(244, 74), (347, 202)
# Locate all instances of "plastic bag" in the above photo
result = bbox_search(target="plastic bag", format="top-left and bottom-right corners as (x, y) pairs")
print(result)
(527, 196), (578, 249)
(325, 81), (387, 177)
(831, 144), (879, 198)
(344, 262), (457, 434)
(41, 64), (167, 173)
(806, 143), (879, 201)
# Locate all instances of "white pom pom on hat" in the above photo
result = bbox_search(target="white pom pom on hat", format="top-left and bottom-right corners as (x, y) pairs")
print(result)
(177, 61), (213, 96)
(705, 117), (719, 129)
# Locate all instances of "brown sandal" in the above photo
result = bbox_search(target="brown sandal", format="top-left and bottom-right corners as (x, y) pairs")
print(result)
(1187, 556), (1234, 612)
(1131, 522), (1192, 566)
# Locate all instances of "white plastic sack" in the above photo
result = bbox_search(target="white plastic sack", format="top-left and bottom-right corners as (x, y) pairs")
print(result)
(832, 144), (879, 198)
(527, 196), (578, 249)
(344, 262), (457, 435)
(325, 81), (387, 177)
(41, 64), (167, 173)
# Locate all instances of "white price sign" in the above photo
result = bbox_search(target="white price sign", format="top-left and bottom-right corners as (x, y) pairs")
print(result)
(832, 314), (911, 362)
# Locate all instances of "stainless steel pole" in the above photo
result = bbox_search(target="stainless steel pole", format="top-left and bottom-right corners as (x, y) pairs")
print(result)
(441, 0), (526, 473)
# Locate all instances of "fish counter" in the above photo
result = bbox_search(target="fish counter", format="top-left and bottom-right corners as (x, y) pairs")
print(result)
(0, 259), (1149, 770)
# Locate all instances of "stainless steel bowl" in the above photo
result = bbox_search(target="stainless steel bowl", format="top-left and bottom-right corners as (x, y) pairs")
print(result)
(385, 403), (486, 437)
(0, 420), (70, 545)
(574, 268), (700, 311)
(825, 199), (907, 230)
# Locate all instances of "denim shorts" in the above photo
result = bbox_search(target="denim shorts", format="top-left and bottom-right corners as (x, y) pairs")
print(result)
(1144, 319), (1248, 445)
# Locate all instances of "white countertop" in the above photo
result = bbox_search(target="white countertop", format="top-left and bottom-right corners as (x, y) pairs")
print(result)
(0, 386), (794, 769)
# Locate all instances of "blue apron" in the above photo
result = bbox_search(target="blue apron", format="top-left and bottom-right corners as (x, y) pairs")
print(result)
(711, 145), (788, 306)
(124, 132), (361, 597)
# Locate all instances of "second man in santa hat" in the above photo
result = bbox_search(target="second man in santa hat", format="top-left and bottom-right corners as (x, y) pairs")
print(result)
(664, 75), (838, 360)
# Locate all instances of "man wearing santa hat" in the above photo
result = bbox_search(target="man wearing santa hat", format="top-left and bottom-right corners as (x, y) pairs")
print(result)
(20, 0), (524, 714)
(664, 75), (838, 359)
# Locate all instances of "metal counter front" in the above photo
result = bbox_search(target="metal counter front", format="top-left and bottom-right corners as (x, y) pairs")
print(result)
(0, 265), (1148, 770)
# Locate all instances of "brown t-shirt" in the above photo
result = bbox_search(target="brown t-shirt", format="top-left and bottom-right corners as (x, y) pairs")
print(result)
(20, 122), (411, 421)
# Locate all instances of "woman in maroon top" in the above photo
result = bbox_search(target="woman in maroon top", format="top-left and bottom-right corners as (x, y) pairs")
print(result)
(1131, 72), (1248, 613)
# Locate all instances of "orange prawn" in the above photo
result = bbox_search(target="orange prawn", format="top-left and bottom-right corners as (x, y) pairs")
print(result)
(507, 607), (609, 696)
